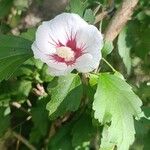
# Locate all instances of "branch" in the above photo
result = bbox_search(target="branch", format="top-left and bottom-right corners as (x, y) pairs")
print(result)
(104, 0), (139, 42)
(12, 131), (36, 150)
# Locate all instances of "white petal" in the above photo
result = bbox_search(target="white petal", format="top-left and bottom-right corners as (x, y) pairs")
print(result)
(32, 13), (103, 76)
(35, 22), (56, 54)
(75, 25), (102, 73)
(32, 42), (67, 70)
(48, 66), (74, 76)
(46, 13), (88, 46)
(32, 42), (49, 62)
(75, 54), (100, 73)
(34, 13), (88, 55)
(76, 25), (103, 58)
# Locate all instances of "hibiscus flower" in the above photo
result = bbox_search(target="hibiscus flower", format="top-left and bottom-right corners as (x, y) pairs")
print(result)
(32, 13), (103, 76)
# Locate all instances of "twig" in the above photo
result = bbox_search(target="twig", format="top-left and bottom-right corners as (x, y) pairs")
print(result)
(44, 122), (56, 148)
(12, 116), (32, 130)
(94, 11), (107, 24)
(16, 126), (21, 150)
(104, 0), (139, 42)
(10, 102), (31, 115)
(12, 131), (36, 150)
(94, 0), (115, 24)
(95, 0), (138, 73)
(102, 58), (116, 72)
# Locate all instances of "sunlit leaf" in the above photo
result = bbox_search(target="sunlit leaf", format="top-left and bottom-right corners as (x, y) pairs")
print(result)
(46, 74), (83, 119)
(83, 9), (95, 24)
(118, 27), (131, 74)
(93, 73), (144, 150)
(102, 41), (114, 57)
(70, 0), (88, 16)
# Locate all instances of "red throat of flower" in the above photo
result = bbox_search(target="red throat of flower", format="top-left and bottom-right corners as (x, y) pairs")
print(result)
(50, 32), (85, 66)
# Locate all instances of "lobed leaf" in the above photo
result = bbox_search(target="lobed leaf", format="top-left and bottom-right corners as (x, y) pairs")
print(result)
(92, 73), (144, 150)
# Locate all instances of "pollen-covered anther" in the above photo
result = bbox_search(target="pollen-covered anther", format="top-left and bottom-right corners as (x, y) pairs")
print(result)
(56, 46), (75, 61)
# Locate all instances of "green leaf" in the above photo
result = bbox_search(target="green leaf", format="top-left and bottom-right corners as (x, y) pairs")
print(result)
(0, 23), (11, 34)
(118, 27), (131, 74)
(14, 0), (29, 10)
(102, 41), (114, 57)
(16, 80), (32, 97)
(48, 123), (73, 150)
(72, 114), (96, 148)
(0, 0), (13, 19)
(0, 79), (32, 105)
(40, 64), (54, 82)
(114, 71), (125, 80)
(12, 64), (34, 77)
(89, 74), (99, 87)
(93, 73), (144, 150)
(70, 0), (88, 17)
(131, 107), (150, 150)
(30, 98), (49, 144)
(0, 107), (10, 137)
(46, 74), (83, 119)
(0, 34), (33, 81)
(83, 9), (95, 24)
(126, 21), (150, 59)
(20, 28), (36, 41)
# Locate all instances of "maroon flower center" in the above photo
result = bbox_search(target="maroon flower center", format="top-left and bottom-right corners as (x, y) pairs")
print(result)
(50, 33), (85, 66)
